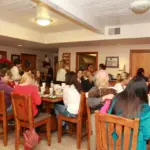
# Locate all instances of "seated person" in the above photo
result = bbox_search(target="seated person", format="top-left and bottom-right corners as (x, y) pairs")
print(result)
(136, 68), (148, 82)
(77, 69), (83, 83)
(55, 71), (82, 119)
(13, 72), (41, 117)
(109, 76), (150, 150)
(114, 72), (130, 93)
(81, 71), (94, 92)
(0, 69), (13, 112)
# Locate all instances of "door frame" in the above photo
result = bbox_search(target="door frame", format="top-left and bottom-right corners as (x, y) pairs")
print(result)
(130, 49), (150, 75)
(76, 52), (98, 72)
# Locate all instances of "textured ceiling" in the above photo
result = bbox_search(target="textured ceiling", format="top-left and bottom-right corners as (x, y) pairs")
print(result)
(0, 0), (81, 33)
(70, 0), (150, 26)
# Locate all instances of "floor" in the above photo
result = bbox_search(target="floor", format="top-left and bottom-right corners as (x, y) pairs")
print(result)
(0, 131), (87, 150)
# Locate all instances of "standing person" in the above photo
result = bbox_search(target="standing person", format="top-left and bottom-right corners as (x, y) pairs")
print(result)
(56, 60), (67, 84)
(55, 72), (82, 124)
(11, 58), (22, 82)
(46, 63), (53, 84)
(109, 76), (150, 150)
(77, 70), (83, 83)
(13, 72), (41, 117)
(87, 64), (94, 75)
(0, 69), (13, 112)
(136, 68), (148, 82)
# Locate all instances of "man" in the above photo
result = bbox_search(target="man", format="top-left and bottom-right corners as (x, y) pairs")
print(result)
(0, 69), (13, 112)
(11, 59), (22, 81)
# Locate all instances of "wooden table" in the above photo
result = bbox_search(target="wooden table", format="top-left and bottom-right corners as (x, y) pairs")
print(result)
(41, 96), (63, 131)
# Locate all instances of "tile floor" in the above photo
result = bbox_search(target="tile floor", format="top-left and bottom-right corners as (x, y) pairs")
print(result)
(0, 132), (87, 150)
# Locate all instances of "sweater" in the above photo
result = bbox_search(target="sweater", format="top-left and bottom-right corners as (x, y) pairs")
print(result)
(13, 84), (41, 116)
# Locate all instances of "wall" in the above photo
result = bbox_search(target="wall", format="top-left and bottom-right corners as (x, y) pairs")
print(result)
(0, 46), (55, 70)
(59, 44), (150, 77)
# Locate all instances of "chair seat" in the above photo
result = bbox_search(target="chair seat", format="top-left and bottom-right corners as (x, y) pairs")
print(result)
(34, 113), (51, 123)
(59, 114), (78, 123)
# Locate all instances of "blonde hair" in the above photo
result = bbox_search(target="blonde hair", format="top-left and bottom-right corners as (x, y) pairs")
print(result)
(20, 72), (34, 84)
(94, 72), (109, 89)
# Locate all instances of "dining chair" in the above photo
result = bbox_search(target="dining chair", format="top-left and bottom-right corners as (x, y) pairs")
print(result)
(0, 91), (14, 146)
(57, 92), (87, 149)
(11, 93), (51, 150)
(95, 111), (139, 150)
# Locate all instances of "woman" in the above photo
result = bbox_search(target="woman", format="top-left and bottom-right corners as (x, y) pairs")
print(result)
(81, 71), (94, 92)
(109, 76), (150, 150)
(13, 72), (41, 117)
(55, 72), (82, 119)
(136, 68), (148, 82)
(114, 72), (130, 93)
(77, 70), (83, 83)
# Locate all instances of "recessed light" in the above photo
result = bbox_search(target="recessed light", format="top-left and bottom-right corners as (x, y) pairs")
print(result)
(17, 45), (23, 47)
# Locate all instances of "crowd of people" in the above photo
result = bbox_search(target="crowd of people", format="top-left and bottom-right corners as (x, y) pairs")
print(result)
(1, 57), (150, 150)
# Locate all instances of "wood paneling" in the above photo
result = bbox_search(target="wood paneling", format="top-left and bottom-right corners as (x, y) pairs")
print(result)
(130, 50), (150, 77)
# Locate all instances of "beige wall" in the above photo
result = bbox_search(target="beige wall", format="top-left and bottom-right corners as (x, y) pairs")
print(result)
(0, 46), (54, 70)
(59, 44), (150, 77)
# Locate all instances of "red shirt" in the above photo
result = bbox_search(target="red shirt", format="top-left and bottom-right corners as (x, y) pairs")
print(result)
(13, 84), (41, 116)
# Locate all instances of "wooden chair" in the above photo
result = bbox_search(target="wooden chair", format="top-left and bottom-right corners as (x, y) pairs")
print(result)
(57, 93), (87, 149)
(11, 93), (51, 150)
(95, 111), (139, 150)
(86, 99), (92, 150)
(0, 91), (14, 146)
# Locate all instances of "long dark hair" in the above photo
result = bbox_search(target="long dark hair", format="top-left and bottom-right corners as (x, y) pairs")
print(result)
(112, 76), (148, 118)
(65, 71), (82, 93)
(136, 68), (144, 76)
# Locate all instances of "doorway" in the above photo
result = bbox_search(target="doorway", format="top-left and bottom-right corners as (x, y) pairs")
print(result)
(130, 50), (150, 77)
(76, 52), (98, 72)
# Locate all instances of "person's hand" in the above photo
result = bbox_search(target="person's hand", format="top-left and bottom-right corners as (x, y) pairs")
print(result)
(102, 94), (114, 102)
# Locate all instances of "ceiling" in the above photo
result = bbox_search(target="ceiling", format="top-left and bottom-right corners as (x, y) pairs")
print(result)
(0, 0), (81, 33)
(69, 0), (150, 26)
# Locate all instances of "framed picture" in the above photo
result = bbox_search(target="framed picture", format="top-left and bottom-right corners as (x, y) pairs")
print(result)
(0, 51), (7, 59)
(11, 54), (20, 63)
(105, 57), (119, 68)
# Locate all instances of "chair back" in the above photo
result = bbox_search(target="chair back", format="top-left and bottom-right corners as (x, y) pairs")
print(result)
(11, 93), (33, 125)
(0, 91), (6, 116)
(95, 111), (139, 150)
(86, 98), (91, 134)
(78, 93), (86, 118)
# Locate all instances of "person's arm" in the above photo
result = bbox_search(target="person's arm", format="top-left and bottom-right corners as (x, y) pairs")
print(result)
(88, 97), (103, 109)
(32, 86), (41, 105)
(11, 67), (21, 81)
(88, 86), (100, 98)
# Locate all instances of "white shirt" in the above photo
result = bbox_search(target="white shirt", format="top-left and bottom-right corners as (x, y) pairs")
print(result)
(63, 85), (81, 114)
(114, 83), (126, 93)
(56, 68), (66, 82)
(11, 66), (21, 81)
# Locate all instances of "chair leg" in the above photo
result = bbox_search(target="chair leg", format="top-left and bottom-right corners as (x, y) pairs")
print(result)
(58, 117), (62, 143)
(15, 121), (20, 150)
(46, 118), (51, 146)
(86, 120), (90, 150)
(77, 121), (82, 149)
(3, 118), (8, 146)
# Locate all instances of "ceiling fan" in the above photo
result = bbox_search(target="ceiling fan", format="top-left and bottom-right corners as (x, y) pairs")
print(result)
(130, 0), (150, 14)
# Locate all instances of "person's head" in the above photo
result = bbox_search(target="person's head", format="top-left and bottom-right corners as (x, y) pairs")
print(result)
(65, 71), (82, 93)
(121, 72), (131, 85)
(77, 70), (83, 79)
(113, 76), (148, 118)
(14, 59), (21, 68)
(99, 63), (106, 70)
(20, 72), (34, 85)
(87, 64), (93, 72)
(94, 70), (109, 89)
(116, 74), (122, 82)
(137, 68), (145, 76)
(35, 70), (40, 78)
(0, 69), (12, 83)
(83, 71), (91, 79)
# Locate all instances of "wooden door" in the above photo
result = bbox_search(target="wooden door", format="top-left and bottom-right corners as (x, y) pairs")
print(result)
(21, 53), (36, 71)
(130, 50), (150, 77)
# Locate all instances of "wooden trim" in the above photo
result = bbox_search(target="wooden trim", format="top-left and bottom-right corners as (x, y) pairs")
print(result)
(130, 49), (150, 75)
(32, 0), (101, 33)
(0, 51), (7, 58)
(76, 52), (98, 72)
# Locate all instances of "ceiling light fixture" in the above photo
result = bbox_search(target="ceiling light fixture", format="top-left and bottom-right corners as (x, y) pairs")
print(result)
(35, 5), (52, 26)
(130, 0), (150, 14)
(17, 44), (23, 47)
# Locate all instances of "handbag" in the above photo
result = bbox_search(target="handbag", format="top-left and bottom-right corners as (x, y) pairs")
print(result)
(24, 128), (40, 150)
